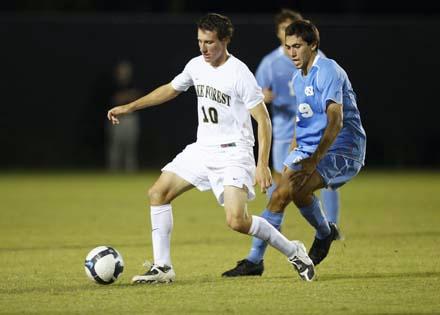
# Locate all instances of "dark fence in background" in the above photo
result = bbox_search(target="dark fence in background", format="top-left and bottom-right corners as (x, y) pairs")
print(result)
(1, 13), (439, 169)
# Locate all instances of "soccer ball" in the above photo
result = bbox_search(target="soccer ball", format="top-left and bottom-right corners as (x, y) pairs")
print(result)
(84, 246), (124, 284)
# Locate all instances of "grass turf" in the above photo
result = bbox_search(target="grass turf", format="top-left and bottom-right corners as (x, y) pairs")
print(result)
(0, 170), (439, 314)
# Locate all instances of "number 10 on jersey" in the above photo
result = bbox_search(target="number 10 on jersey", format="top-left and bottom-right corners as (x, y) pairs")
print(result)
(201, 106), (218, 124)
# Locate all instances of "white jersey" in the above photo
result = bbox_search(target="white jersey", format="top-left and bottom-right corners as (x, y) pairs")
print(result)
(171, 55), (264, 147)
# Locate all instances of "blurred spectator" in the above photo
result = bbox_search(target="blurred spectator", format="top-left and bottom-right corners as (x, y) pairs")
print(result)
(107, 60), (141, 172)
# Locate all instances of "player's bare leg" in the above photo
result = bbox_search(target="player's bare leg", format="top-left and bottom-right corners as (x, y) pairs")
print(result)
(222, 169), (293, 277)
(132, 172), (194, 284)
(272, 170), (282, 186)
(148, 171), (195, 206)
(267, 168), (297, 212)
(223, 185), (253, 233)
(223, 186), (315, 281)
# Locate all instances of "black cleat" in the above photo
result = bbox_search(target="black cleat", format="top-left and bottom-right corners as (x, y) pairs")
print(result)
(222, 259), (264, 277)
(308, 223), (340, 266)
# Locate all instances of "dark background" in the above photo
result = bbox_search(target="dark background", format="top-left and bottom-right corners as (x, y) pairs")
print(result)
(1, 0), (439, 169)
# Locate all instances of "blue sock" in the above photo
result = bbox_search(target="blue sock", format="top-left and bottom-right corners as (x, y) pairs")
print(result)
(247, 209), (284, 264)
(299, 195), (331, 239)
(266, 183), (276, 199)
(321, 188), (340, 224)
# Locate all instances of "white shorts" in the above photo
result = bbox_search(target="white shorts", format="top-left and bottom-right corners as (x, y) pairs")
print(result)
(162, 142), (256, 205)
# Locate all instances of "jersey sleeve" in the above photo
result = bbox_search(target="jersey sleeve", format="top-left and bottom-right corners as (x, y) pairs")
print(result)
(318, 62), (344, 110)
(255, 57), (272, 89)
(171, 61), (193, 92)
(236, 65), (264, 110)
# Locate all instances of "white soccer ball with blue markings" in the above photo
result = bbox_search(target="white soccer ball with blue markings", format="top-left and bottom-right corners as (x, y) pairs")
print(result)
(84, 246), (124, 284)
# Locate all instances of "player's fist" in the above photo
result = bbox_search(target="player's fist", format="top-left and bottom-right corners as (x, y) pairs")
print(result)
(107, 105), (130, 125)
(255, 164), (272, 193)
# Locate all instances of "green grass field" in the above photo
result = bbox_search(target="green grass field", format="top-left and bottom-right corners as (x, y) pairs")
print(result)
(1, 170), (439, 314)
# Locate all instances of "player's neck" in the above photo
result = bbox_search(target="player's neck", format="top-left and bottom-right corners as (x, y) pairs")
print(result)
(302, 52), (318, 76)
(211, 51), (230, 68)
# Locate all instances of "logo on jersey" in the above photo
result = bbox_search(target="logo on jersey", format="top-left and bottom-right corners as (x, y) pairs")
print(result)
(195, 84), (231, 106)
(304, 86), (314, 96)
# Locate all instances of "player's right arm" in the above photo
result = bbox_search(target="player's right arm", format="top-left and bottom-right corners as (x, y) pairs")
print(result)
(262, 88), (274, 104)
(107, 82), (181, 125)
(255, 56), (274, 104)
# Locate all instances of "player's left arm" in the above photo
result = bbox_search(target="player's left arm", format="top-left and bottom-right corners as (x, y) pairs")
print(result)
(291, 61), (345, 187)
(250, 102), (273, 192)
(299, 63), (344, 174)
(292, 102), (342, 187)
(311, 102), (343, 163)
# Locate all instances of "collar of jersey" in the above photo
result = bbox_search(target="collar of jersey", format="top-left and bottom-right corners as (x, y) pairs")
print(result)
(206, 53), (233, 69)
(300, 54), (320, 76)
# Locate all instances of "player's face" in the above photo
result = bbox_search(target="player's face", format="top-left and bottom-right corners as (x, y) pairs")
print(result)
(198, 28), (228, 67)
(285, 34), (317, 73)
(277, 19), (293, 46)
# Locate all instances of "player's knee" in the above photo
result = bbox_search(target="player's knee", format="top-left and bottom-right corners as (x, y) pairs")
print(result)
(269, 187), (291, 210)
(148, 186), (170, 205)
(226, 215), (248, 234)
(291, 190), (310, 208)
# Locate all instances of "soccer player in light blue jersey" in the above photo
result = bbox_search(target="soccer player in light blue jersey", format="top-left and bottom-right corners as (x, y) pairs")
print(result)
(223, 10), (343, 277)
(224, 19), (366, 276)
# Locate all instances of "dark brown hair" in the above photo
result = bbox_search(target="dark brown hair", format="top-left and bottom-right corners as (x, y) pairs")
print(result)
(285, 20), (320, 51)
(197, 13), (234, 41)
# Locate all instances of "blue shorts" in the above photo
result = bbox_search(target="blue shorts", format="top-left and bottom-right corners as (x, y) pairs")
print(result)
(284, 149), (362, 189)
(272, 139), (291, 173)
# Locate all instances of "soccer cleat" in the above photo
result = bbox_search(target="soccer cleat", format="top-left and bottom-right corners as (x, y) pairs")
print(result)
(131, 263), (175, 284)
(221, 259), (264, 277)
(288, 241), (315, 281)
(308, 222), (340, 266)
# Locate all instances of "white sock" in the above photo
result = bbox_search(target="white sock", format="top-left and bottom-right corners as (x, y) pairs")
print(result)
(248, 215), (297, 258)
(150, 204), (173, 267)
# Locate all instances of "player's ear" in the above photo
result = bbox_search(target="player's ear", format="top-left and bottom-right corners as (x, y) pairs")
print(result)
(223, 37), (231, 45)
(311, 42), (318, 52)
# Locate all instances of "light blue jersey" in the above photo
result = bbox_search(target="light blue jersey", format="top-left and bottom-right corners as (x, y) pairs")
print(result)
(255, 47), (297, 141)
(256, 47), (326, 142)
(292, 55), (366, 164)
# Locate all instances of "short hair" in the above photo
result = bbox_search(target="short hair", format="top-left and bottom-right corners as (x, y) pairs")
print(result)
(285, 20), (320, 51)
(197, 13), (234, 42)
(274, 8), (303, 28)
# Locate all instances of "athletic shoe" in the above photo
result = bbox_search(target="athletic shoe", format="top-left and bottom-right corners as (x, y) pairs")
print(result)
(308, 222), (340, 266)
(221, 259), (264, 277)
(288, 241), (315, 281)
(131, 262), (175, 284)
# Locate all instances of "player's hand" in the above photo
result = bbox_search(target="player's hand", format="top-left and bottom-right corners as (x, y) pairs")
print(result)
(107, 105), (130, 125)
(290, 157), (318, 189)
(255, 164), (272, 193)
(262, 88), (274, 104)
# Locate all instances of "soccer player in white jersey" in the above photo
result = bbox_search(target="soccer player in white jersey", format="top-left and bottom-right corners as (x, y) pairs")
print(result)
(107, 13), (315, 283)
(223, 9), (341, 277)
